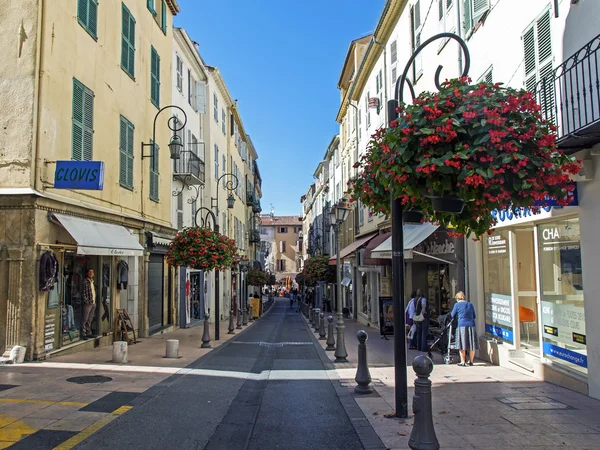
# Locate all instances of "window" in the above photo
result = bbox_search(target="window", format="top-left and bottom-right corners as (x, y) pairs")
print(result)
(78, 0), (98, 39)
(150, 46), (160, 108)
(72, 79), (94, 161)
(147, 0), (156, 15)
(359, 201), (364, 226)
(121, 3), (136, 78)
(161, 0), (167, 34)
(438, 0), (454, 33)
(523, 9), (554, 116)
(390, 40), (397, 64)
(149, 140), (159, 202)
(358, 107), (362, 140)
(478, 66), (493, 84)
(176, 55), (183, 92)
(260, 227), (267, 235)
(464, 0), (490, 38)
(188, 69), (192, 105)
(176, 195), (183, 229)
(411, 0), (423, 81)
(214, 144), (219, 178)
(119, 115), (134, 189)
(281, 241), (287, 252)
(196, 81), (206, 114)
(222, 212), (226, 234)
(222, 154), (226, 188)
(279, 227), (287, 233)
(221, 109), (226, 135)
(213, 93), (219, 123)
(191, 199), (197, 225)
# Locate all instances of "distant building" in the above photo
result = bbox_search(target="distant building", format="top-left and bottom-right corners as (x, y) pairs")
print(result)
(260, 215), (302, 289)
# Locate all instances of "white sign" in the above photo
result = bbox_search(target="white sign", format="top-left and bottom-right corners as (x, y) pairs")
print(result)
(487, 235), (507, 255)
(485, 293), (513, 328)
(542, 301), (586, 347)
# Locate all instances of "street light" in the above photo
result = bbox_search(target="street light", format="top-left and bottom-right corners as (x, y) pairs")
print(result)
(141, 106), (187, 162)
(329, 198), (351, 362)
(239, 259), (250, 325)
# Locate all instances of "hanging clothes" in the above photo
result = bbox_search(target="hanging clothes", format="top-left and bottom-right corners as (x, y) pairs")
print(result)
(39, 251), (58, 292)
(117, 260), (129, 290)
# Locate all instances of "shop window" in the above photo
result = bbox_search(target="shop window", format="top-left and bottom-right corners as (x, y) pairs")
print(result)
(538, 219), (586, 374)
(483, 229), (514, 343)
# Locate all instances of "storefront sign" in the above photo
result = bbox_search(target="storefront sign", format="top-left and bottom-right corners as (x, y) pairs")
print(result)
(534, 182), (578, 207)
(542, 301), (586, 346)
(54, 161), (104, 190)
(542, 342), (587, 368)
(413, 238), (455, 256)
(484, 293), (514, 343)
(491, 206), (553, 225)
(486, 235), (508, 255)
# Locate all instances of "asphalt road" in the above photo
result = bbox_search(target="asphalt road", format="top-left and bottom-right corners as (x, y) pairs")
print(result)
(75, 299), (368, 450)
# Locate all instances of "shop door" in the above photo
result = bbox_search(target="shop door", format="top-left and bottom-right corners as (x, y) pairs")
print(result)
(515, 229), (540, 353)
(148, 253), (164, 332)
(190, 272), (203, 320)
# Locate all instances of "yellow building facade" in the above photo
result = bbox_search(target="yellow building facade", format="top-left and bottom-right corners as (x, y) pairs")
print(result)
(0, 0), (181, 359)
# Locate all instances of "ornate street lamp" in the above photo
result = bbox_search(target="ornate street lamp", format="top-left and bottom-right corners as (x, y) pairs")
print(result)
(141, 106), (187, 161)
(328, 198), (351, 363)
(239, 259), (250, 325)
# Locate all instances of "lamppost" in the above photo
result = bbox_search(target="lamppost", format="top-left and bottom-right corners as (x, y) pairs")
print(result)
(387, 32), (470, 418)
(210, 172), (239, 340)
(328, 198), (351, 363)
(239, 259), (250, 325)
(141, 106), (187, 161)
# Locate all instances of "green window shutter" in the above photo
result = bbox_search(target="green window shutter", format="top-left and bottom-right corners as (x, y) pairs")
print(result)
(463, 0), (472, 36)
(149, 143), (159, 202)
(151, 47), (160, 107)
(121, 3), (135, 78)
(147, 0), (156, 15)
(472, 0), (490, 25)
(78, 0), (88, 26)
(161, 0), (167, 34)
(88, 0), (98, 38)
(83, 87), (94, 161)
(119, 115), (134, 189)
(72, 79), (85, 161)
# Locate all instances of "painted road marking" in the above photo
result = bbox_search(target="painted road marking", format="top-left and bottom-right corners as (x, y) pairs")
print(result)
(0, 399), (88, 407)
(52, 406), (132, 450)
(0, 414), (37, 446)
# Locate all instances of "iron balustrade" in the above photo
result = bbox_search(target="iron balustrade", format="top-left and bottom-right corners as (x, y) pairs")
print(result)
(173, 149), (205, 184)
(536, 33), (600, 151)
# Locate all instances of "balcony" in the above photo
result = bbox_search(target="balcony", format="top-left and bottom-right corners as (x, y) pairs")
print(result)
(252, 200), (262, 213)
(173, 150), (205, 185)
(249, 230), (261, 243)
(536, 34), (600, 153)
(246, 190), (255, 206)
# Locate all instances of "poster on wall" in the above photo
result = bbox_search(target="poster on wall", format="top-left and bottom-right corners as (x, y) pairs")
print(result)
(484, 293), (514, 343)
(378, 296), (394, 337)
(541, 301), (587, 368)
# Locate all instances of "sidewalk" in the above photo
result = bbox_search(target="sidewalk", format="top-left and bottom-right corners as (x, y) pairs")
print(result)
(308, 315), (600, 449)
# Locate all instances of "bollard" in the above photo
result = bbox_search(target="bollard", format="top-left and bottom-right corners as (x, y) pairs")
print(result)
(409, 355), (439, 450)
(313, 308), (321, 332)
(249, 306), (254, 321)
(242, 307), (248, 325)
(309, 308), (315, 324)
(354, 331), (373, 394)
(318, 313), (326, 340)
(112, 341), (128, 363)
(165, 339), (179, 358)
(228, 309), (235, 334)
(326, 316), (336, 351)
(236, 309), (243, 329)
(201, 314), (211, 348)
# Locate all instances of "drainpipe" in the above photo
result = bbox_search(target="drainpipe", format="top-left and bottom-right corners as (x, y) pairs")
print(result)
(456, 0), (463, 75)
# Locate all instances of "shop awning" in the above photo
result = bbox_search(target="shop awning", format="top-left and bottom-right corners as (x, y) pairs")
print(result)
(51, 213), (144, 256)
(370, 223), (439, 259)
(328, 232), (378, 265)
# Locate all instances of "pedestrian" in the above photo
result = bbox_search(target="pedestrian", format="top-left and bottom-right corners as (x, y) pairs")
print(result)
(450, 291), (479, 366)
(289, 291), (294, 308)
(82, 268), (96, 340)
(413, 288), (430, 353)
(405, 291), (417, 349)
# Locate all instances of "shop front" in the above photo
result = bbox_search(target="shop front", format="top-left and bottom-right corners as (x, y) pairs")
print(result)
(480, 205), (587, 390)
(146, 233), (175, 334)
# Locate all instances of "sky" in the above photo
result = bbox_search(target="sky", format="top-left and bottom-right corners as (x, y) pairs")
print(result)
(173, 0), (386, 216)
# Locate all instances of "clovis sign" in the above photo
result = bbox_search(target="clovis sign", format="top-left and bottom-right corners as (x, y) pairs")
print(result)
(54, 161), (104, 190)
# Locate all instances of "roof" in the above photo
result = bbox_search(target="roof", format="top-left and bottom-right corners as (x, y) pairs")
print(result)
(260, 215), (302, 227)
(337, 35), (372, 89)
(166, 0), (181, 15)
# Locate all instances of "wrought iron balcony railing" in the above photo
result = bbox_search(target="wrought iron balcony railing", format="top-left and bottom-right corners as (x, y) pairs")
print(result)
(536, 33), (600, 152)
(173, 149), (205, 185)
(246, 190), (255, 206)
(249, 230), (261, 243)
(252, 200), (262, 213)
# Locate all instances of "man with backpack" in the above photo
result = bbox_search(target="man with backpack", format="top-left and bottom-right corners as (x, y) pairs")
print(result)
(413, 289), (430, 353)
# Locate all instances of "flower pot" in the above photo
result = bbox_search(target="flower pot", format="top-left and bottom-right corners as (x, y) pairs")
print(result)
(431, 195), (465, 214)
(402, 209), (424, 224)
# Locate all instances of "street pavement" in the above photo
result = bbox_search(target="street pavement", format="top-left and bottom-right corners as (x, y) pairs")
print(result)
(1, 299), (600, 449)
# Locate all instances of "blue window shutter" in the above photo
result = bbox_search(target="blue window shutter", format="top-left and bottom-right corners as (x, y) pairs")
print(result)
(78, 0), (88, 26)
(72, 79), (85, 161)
(161, 0), (167, 34)
(88, 0), (98, 38)
(121, 3), (135, 77)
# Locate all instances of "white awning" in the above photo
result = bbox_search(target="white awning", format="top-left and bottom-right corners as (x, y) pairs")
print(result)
(370, 223), (439, 259)
(51, 213), (144, 256)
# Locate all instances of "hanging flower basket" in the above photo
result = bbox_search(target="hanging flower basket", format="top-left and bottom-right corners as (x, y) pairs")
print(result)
(349, 78), (581, 237)
(166, 227), (238, 271)
(402, 209), (426, 224)
(302, 255), (336, 286)
(247, 268), (268, 286)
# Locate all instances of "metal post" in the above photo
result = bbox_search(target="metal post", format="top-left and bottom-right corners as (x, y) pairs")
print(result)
(236, 304), (243, 329)
(409, 355), (439, 450)
(318, 313), (326, 340)
(388, 98), (408, 418)
(326, 316), (335, 351)
(201, 314), (211, 348)
(228, 308), (235, 334)
(354, 330), (373, 394)
(313, 308), (321, 332)
(214, 269), (220, 340)
(334, 223), (348, 362)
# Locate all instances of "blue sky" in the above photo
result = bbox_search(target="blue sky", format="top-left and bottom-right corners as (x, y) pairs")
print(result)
(174, 0), (385, 216)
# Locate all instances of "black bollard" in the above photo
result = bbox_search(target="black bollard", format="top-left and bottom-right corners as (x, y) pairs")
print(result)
(236, 309), (243, 329)
(354, 330), (373, 394)
(313, 308), (321, 332)
(326, 316), (335, 351)
(243, 307), (248, 325)
(201, 314), (211, 348)
(227, 309), (235, 335)
(409, 355), (439, 450)
(318, 313), (326, 340)
(310, 308), (315, 325)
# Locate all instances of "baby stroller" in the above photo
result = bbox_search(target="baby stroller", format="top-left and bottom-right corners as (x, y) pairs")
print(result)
(428, 313), (460, 364)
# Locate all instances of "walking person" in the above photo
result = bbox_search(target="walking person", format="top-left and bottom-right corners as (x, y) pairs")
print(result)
(82, 268), (96, 340)
(450, 291), (479, 366)
(289, 291), (294, 308)
(413, 289), (430, 353)
(405, 291), (417, 349)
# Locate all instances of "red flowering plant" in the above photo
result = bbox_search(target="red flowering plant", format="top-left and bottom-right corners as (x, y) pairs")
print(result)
(302, 255), (336, 286)
(247, 268), (268, 287)
(349, 78), (581, 237)
(166, 227), (238, 271)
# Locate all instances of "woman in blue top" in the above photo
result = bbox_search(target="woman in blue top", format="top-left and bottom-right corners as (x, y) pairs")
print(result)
(450, 291), (479, 366)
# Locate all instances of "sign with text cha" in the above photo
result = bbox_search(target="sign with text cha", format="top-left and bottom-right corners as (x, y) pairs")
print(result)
(54, 161), (104, 190)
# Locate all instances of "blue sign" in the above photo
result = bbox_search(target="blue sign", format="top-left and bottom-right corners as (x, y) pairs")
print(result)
(543, 342), (587, 368)
(534, 182), (578, 207)
(485, 323), (514, 343)
(54, 161), (104, 190)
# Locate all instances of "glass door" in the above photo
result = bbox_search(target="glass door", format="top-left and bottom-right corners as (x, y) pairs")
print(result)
(515, 229), (540, 354)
